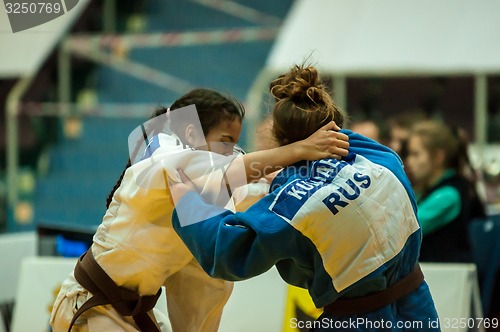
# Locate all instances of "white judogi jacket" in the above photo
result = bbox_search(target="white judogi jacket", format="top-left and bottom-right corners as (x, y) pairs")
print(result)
(50, 133), (253, 332)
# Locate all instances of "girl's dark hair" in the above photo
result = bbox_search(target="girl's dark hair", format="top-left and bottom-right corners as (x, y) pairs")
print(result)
(269, 64), (345, 145)
(105, 88), (245, 208)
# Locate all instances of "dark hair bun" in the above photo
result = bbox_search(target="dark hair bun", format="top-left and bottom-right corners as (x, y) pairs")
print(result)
(270, 65), (326, 104)
(269, 64), (345, 146)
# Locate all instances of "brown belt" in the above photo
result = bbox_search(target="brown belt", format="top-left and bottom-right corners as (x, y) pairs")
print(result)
(68, 250), (162, 332)
(324, 264), (424, 317)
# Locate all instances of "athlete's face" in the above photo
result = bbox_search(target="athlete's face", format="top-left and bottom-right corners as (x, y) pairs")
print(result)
(406, 135), (434, 185)
(204, 118), (242, 156)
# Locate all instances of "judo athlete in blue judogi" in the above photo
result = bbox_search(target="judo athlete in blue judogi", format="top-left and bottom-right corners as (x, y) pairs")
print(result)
(170, 65), (440, 331)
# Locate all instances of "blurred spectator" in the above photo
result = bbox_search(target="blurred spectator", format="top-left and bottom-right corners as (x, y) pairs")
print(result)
(406, 120), (486, 262)
(388, 109), (427, 158)
(349, 118), (382, 142)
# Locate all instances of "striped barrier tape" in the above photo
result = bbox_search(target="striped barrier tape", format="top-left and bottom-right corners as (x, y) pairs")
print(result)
(66, 26), (280, 52)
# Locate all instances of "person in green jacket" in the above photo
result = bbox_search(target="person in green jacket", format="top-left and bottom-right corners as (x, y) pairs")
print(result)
(406, 120), (485, 262)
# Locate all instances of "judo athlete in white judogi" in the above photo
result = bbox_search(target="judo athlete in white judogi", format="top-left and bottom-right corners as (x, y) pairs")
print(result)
(50, 135), (237, 332)
(50, 89), (349, 332)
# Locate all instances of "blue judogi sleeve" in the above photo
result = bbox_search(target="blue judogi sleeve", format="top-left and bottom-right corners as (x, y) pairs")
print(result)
(172, 191), (317, 282)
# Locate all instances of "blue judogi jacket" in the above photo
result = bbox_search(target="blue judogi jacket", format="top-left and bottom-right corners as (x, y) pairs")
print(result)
(172, 131), (439, 330)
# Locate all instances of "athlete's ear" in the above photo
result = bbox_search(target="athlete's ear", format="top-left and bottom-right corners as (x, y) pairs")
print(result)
(184, 124), (203, 148)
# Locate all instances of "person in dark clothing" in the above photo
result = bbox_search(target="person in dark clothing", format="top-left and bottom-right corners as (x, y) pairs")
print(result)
(406, 120), (486, 262)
